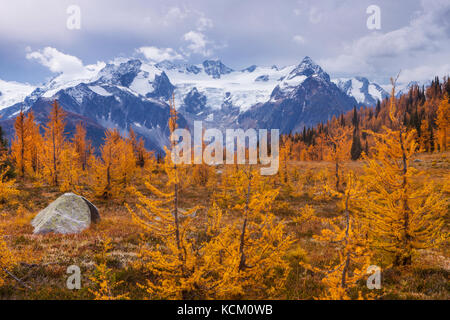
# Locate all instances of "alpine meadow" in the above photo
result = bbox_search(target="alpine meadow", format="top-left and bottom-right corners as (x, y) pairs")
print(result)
(0, 0), (449, 303)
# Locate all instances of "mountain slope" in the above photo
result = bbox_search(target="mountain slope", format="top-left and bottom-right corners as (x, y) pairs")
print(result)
(332, 77), (389, 106)
(238, 57), (358, 133)
(0, 55), (387, 151)
(0, 59), (186, 152)
(0, 80), (36, 110)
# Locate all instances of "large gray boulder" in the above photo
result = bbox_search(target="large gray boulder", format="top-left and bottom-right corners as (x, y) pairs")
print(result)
(31, 193), (100, 234)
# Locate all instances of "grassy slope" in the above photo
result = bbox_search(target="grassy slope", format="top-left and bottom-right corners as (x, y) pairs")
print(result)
(0, 152), (448, 300)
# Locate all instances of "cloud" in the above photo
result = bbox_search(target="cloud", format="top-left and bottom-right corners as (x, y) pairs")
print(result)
(156, 7), (217, 58)
(292, 35), (306, 45)
(320, 0), (450, 77)
(181, 12), (216, 57)
(182, 31), (212, 57)
(309, 7), (323, 24)
(137, 46), (184, 62)
(25, 47), (105, 82)
(162, 6), (189, 26)
(3, 0), (447, 86)
(293, 1), (308, 17)
(161, 6), (214, 33)
(181, 11), (215, 56)
(399, 64), (450, 84)
(196, 16), (213, 31)
(26, 47), (84, 74)
(293, 2), (324, 23)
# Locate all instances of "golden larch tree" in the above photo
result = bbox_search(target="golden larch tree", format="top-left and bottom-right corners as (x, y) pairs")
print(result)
(0, 153), (19, 205)
(326, 125), (352, 192)
(191, 134), (216, 188)
(419, 118), (433, 152)
(362, 79), (447, 266)
(208, 167), (293, 299)
(126, 95), (201, 299)
(59, 144), (84, 193)
(128, 127), (149, 169)
(436, 93), (450, 152)
(297, 172), (372, 299)
(11, 110), (27, 178)
(0, 235), (16, 287)
(89, 238), (129, 300)
(0, 153), (18, 287)
(73, 122), (92, 171)
(12, 110), (43, 179)
(42, 100), (67, 186)
(279, 135), (292, 184)
(92, 128), (136, 199)
(24, 111), (43, 178)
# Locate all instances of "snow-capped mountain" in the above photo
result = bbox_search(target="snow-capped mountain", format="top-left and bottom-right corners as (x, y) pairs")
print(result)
(0, 55), (387, 152)
(332, 77), (389, 106)
(238, 57), (358, 133)
(270, 56), (331, 101)
(0, 80), (36, 110)
(395, 80), (432, 97)
(156, 59), (300, 113)
(0, 59), (185, 151)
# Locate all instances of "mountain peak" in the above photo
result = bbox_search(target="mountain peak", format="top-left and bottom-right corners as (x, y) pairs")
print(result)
(242, 65), (257, 73)
(96, 59), (142, 87)
(355, 76), (369, 83)
(155, 60), (177, 70)
(298, 56), (322, 72)
(332, 77), (389, 105)
(202, 58), (221, 64)
(301, 56), (315, 64)
(202, 60), (233, 79)
(288, 56), (329, 82)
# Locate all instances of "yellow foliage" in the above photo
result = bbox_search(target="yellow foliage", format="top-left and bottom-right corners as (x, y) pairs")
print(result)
(92, 128), (136, 199)
(59, 146), (85, 193)
(0, 235), (16, 287)
(11, 110), (42, 179)
(89, 238), (129, 300)
(436, 93), (450, 152)
(206, 168), (293, 299)
(279, 136), (292, 184)
(362, 86), (448, 266)
(126, 96), (203, 299)
(419, 118), (433, 152)
(73, 122), (93, 171)
(0, 166), (19, 205)
(41, 100), (67, 186)
(0, 170), (16, 286)
(11, 110), (27, 178)
(299, 173), (372, 299)
(325, 126), (352, 192)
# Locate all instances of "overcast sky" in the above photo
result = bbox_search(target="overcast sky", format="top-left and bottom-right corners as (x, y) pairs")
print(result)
(1, 0), (449, 86)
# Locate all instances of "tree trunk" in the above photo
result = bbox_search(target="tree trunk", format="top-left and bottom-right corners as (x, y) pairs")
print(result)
(335, 159), (340, 192)
(341, 192), (350, 288)
(239, 171), (252, 271)
(20, 120), (25, 177)
(52, 128), (57, 185)
(397, 129), (412, 266)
